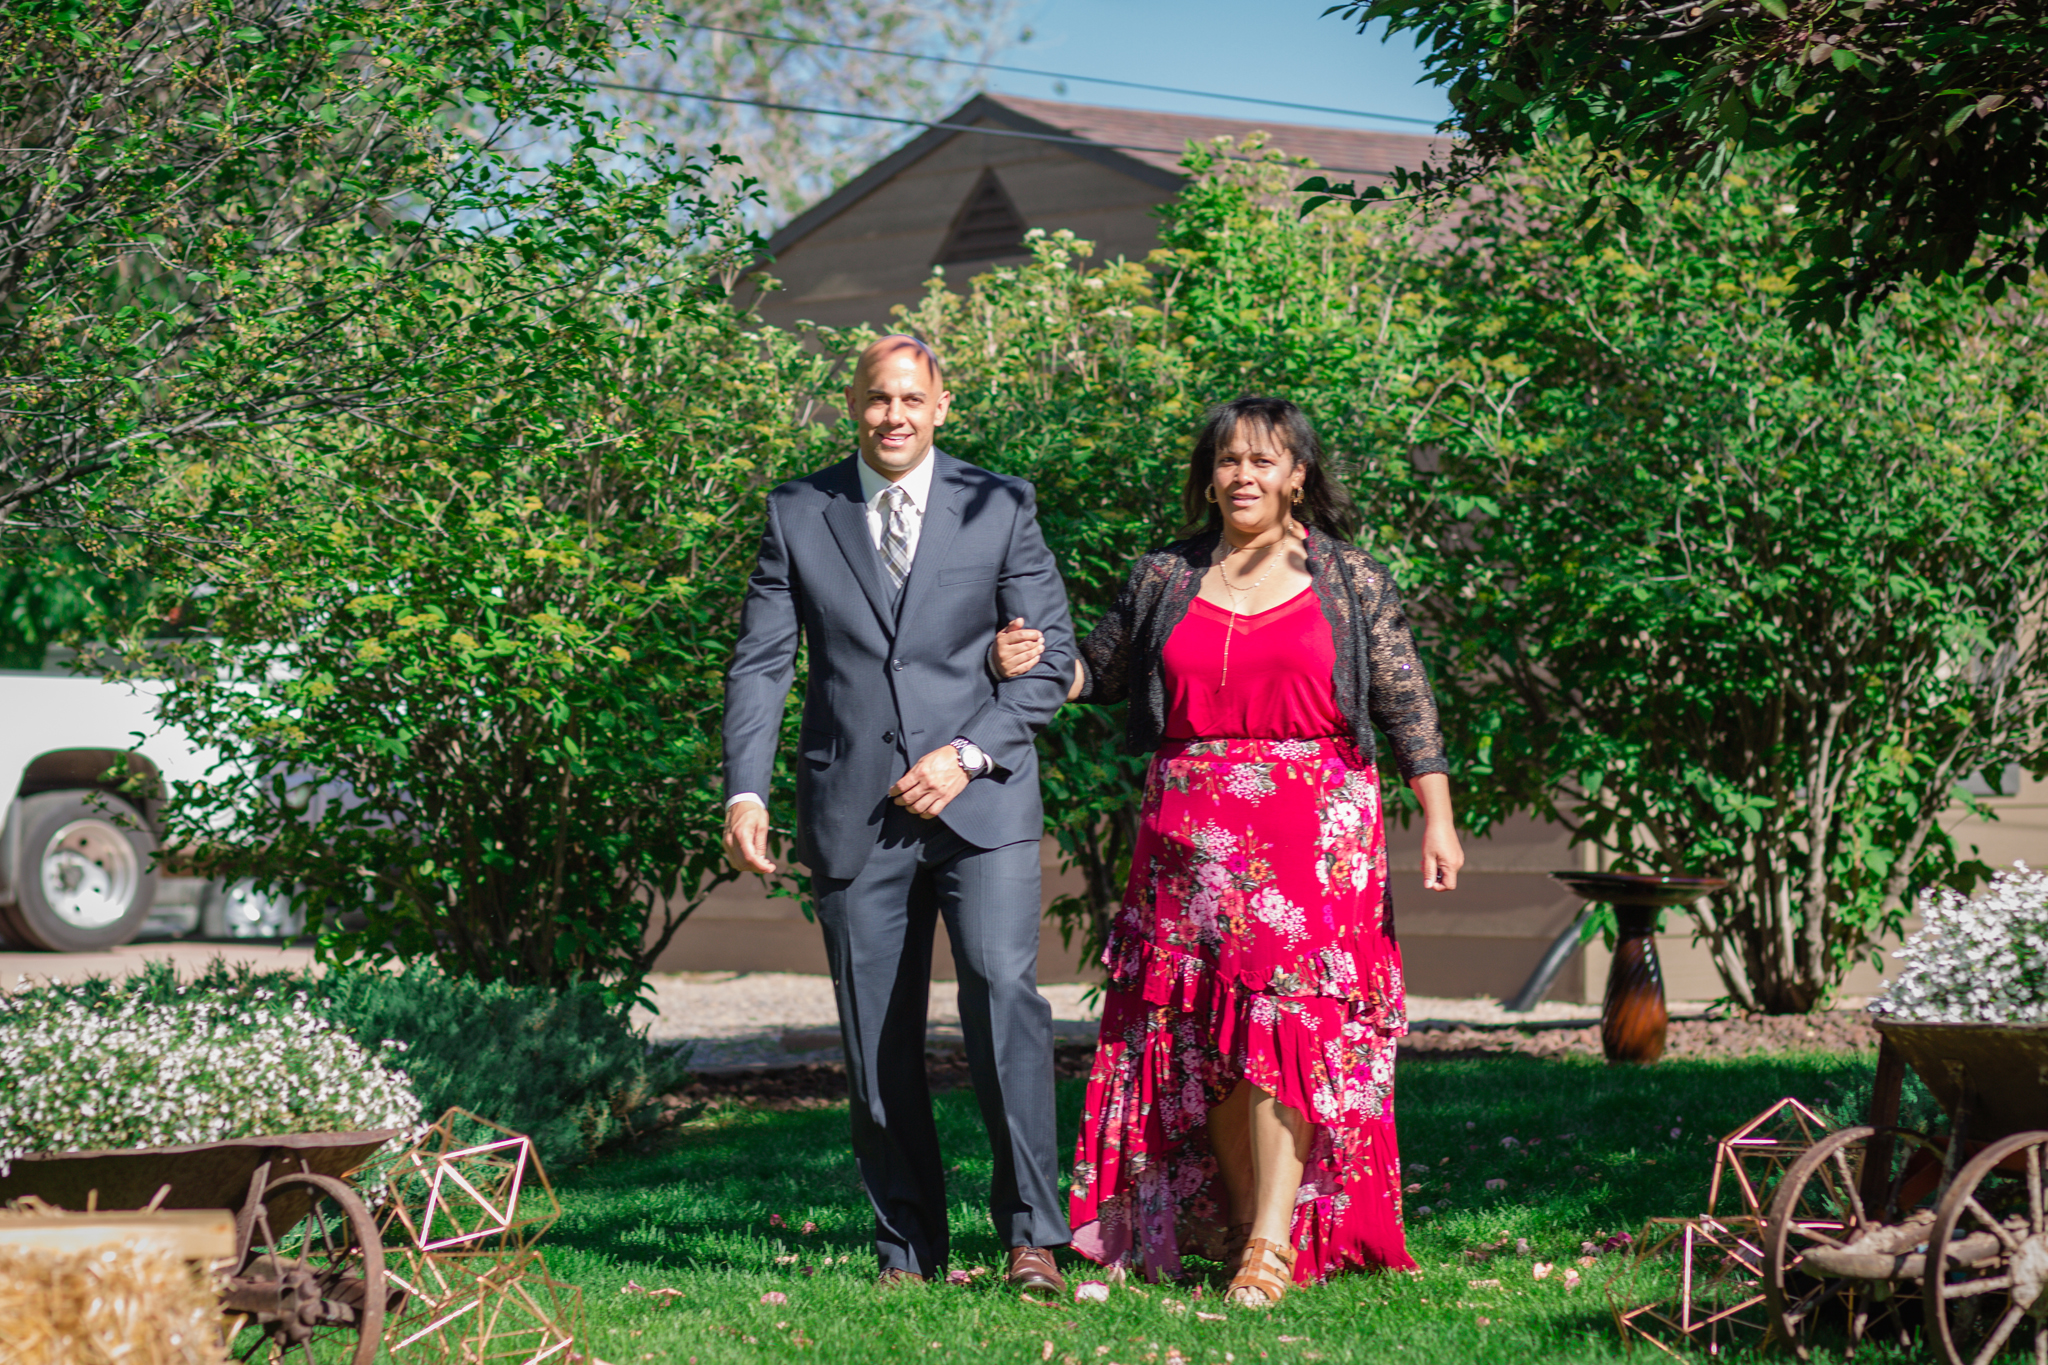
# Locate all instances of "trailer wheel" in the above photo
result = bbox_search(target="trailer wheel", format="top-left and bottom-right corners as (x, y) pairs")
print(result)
(4, 790), (158, 951)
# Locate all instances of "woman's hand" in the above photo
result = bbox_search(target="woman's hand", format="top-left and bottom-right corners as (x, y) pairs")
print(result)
(991, 617), (1045, 679)
(1409, 772), (1465, 892)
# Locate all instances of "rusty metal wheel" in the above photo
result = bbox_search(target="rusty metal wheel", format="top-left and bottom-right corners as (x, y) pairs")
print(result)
(1764, 1125), (1941, 1360)
(223, 1172), (386, 1365)
(1925, 1130), (2048, 1365)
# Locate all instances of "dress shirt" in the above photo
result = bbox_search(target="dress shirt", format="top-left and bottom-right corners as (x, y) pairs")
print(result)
(857, 449), (934, 562)
(728, 453), (941, 814)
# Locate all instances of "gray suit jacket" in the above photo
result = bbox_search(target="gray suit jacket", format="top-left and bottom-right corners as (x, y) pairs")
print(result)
(722, 451), (1078, 881)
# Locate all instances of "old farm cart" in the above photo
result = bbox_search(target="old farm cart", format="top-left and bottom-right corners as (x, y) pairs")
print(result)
(1764, 1021), (2048, 1365)
(0, 1128), (401, 1364)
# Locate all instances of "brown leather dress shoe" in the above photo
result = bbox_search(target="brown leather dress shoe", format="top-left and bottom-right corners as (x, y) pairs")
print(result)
(877, 1267), (927, 1288)
(1006, 1246), (1066, 1298)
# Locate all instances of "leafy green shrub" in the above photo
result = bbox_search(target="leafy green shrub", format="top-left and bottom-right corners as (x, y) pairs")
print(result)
(313, 963), (688, 1171)
(0, 979), (421, 1173)
(31, 959), (688, 1171)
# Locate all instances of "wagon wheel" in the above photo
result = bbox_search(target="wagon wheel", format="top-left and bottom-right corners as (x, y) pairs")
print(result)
(1925, 1130), (2048, 1365)
(222, 1172), (387, 1365)
(1764, 1125), (1942, 1360)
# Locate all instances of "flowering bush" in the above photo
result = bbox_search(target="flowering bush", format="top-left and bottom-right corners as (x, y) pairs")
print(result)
(1871, 864), (2048, 1024)
(11, 959), (682, 1170)
(0, 986), (422, 1175)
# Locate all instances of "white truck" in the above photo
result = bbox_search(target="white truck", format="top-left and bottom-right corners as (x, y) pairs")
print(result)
(0, 665), (293, 951)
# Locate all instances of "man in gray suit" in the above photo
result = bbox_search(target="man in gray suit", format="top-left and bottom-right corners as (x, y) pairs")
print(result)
(722, 335), (1078, 1293)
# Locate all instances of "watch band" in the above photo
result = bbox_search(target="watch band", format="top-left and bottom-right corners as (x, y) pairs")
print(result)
(950, 736), (990, 777)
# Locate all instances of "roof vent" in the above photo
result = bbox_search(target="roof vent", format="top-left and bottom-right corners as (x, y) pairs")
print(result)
(935, 168), (1029, 264)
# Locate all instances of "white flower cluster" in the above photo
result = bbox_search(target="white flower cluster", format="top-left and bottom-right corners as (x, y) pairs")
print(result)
(0, 986), (423, 1176)
(1871, 863), (2048, 1024)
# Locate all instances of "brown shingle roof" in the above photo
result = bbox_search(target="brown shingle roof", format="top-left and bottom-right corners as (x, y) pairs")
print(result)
(987, 94), (1446, 180)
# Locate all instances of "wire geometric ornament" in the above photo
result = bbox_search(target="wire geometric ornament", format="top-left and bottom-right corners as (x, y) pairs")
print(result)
(375, 1109), (578, 1364)
(380, 1109), (561, 1255)
(1705, 1098), (1831, 1223)
(384, 1247), (583, 1364)
(1609, 1216), (1771, 1357)
(1607, 1098), (1833, 1356)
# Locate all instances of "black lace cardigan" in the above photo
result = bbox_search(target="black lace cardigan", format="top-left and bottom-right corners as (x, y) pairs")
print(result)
(1075, 527), (1450, 780)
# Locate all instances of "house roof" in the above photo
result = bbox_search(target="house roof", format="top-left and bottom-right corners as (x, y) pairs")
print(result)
(989, 94), (1446, 181)
(763, 92), (1446, 262)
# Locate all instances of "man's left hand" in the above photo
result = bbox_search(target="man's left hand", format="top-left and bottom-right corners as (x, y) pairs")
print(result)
(891, 746), (970, 818)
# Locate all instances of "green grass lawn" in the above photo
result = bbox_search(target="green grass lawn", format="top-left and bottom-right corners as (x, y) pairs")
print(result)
(536, 1049), (1929, 1365)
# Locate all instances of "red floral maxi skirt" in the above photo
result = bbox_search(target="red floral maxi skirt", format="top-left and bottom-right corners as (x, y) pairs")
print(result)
(1067, 736), (1414, 1283)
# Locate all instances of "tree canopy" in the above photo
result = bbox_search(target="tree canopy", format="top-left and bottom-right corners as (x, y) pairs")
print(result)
(1319, 0), (2048, 322)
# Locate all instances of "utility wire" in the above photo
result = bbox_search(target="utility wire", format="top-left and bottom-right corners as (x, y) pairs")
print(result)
(579, 80), (1409, 177)
(674, 21), (1443, 129)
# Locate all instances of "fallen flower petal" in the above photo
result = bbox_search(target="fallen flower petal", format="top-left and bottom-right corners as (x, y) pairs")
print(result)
(1484, 1178), (1507, 1191)
(1042, 1343), (1055, 1361)
(1564, 1269), (1582, 1291)
(1075, 1282), (1111, 1303)
(802, 1221), (819, 1235)
(1533, 1262), (1553, 1280)
(770, 1214), (787, 1229)
(760, 1291), (787, 1305)
(1467, 1279), (1501, 1290)
(1404, 1183), (1422, 1194)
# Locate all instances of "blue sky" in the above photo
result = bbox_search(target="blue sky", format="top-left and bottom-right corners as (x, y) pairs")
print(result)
(996, 1), (1448, 132)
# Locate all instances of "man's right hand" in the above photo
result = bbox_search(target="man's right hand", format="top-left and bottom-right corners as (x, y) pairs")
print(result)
(724, 800), (776, 874)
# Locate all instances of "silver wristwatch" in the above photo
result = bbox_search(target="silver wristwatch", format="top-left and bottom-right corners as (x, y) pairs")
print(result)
(950, 737), (991, 778)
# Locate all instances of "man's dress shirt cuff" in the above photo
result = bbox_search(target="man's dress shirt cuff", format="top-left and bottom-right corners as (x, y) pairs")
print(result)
(726, 793), (765, 812)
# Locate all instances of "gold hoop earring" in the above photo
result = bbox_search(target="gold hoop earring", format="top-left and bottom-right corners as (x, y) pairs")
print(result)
(1204, 485), (1219, 504)
(1291, 487), (1303, 506)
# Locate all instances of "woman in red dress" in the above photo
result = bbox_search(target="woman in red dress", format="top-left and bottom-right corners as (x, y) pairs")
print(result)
(997, 396), (1463, 1304)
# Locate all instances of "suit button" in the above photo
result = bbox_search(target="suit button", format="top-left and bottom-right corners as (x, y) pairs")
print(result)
(884, 731), (896, 744)
(891, 658), (904, 671)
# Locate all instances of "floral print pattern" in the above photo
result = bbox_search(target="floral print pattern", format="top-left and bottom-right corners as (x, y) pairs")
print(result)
(1068, 737), (1414, 1284)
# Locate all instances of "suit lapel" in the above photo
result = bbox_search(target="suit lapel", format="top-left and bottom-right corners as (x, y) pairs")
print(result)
(894, 451), (962, 630)
(819, 456), (897, 635)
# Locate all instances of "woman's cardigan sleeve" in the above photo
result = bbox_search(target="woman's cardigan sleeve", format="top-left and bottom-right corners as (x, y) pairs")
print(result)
(1073, 560), (1143, 705)
(1358, 566), (1450, 780)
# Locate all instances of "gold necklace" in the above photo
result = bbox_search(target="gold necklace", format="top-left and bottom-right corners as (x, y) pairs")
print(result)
(1215, 537), (1284, 690)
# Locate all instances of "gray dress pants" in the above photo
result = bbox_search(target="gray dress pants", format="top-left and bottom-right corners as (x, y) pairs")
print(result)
(812, 803), (1070, 1276)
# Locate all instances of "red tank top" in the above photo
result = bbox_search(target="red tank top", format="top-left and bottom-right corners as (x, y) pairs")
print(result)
(1161, 586), (1347, 740)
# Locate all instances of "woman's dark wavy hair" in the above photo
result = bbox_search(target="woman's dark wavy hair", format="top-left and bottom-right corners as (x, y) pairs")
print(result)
(1180, 395), (1361, 542)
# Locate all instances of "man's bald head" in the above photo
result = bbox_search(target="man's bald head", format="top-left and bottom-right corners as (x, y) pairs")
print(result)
(847, 335), (953, 481)
(853, 334), (946, 390)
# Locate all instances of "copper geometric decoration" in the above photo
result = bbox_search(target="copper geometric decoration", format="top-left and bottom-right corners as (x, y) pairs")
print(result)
(1705, 1098), (1831, 1224)
(378, 1109), (560, 1255)
(1607, 1098), (1832, 1356)
(1609, 1216), (1772, 1357)
(385, 1247), (582, 1363)
(375, 1109), (578, 1363)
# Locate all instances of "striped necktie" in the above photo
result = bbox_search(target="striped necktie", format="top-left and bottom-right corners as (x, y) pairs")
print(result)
(879, 485), (914, 590)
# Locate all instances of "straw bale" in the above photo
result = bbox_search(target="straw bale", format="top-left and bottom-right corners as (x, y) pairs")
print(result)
(0, 1238), (227, 1365)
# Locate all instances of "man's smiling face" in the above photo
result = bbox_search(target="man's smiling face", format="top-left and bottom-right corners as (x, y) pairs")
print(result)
(848, 336), (952, 480)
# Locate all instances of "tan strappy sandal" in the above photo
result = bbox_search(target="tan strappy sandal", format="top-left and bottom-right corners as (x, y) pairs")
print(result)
(1226, 1236), (1296, 1307)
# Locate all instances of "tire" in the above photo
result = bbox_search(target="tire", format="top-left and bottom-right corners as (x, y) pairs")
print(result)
(4, 790), (158, 951)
